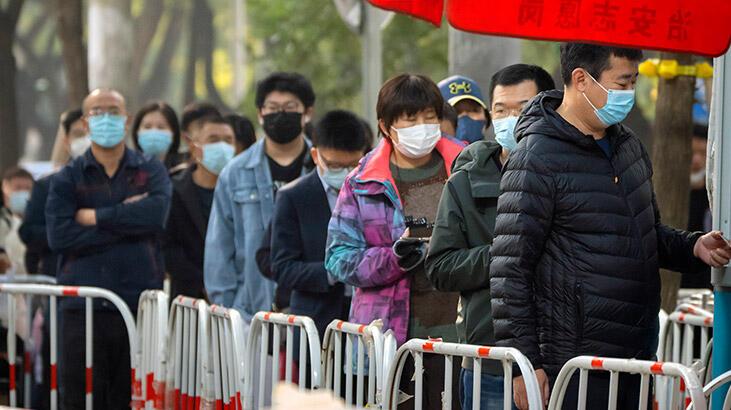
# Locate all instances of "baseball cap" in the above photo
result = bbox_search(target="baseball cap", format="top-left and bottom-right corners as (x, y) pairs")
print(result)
(438, 75), (487, 109)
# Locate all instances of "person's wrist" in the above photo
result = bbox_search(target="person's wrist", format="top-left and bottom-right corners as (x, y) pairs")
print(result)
(693, 236), (702, 258)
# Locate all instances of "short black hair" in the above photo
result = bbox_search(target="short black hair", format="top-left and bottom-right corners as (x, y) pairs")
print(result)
(61, 109), (83, 135)
(2, 166), (33, 183)
(181, 101), (221, 132)
(377, 74), (444, 132)
(313, 110), (369, 152)
(489, 64), (556, 105)
(197, 115), (232, 130)
(131, 101), (182, 156)
(255, 72), (316, 109)
(693, 124), (709, 140)
(560, 43), (643, 85)
(442, 102), (458, 130)
(224, 114), (257, 151)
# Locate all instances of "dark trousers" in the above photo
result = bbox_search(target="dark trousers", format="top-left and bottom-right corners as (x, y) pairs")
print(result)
(398, 353), (462, 409)
(559, 371), (652, 410)
(61, 310), (131, 410)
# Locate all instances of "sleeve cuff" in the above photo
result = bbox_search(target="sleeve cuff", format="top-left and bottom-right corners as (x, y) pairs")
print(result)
(94, 206), (117, 228)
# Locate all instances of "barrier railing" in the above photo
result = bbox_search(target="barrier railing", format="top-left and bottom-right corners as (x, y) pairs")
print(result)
(164, 296), (209, 409)
(694, 369), (731, 410)
(0, 274), (56, 406)
(321, 320), (397, 408)
(135, 290), (169, 409)
(244, 312), (322, 410)
(207, 304), (246, 410)
(383, 339), (542, 410)
(547, 356), (707, 410)
(0, 283), (138, 410)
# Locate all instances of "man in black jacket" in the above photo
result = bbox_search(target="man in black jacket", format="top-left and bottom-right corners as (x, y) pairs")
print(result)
(166, 115), (235, 299)
(270, 110), (368, 339)
(489, 43), (731, 409)
(426, 64), (554, 410)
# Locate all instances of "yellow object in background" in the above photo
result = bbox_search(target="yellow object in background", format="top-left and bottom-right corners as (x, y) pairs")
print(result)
(639, 59), (713, 79)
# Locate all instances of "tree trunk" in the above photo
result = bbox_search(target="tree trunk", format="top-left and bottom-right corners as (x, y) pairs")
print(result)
(140, 4), (185, 103)
(651, 52), (696, 312)
(130, 0), (163, 107)
(0, 0), (25, 172)
(87, 0), (133, 100)
(54, 0), (88, 107)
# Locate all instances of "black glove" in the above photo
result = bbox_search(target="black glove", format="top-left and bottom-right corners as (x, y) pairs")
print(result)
(393, 237), (428, 271)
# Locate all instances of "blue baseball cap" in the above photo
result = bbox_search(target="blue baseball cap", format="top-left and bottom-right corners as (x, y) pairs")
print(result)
(438, 75), (487, 109)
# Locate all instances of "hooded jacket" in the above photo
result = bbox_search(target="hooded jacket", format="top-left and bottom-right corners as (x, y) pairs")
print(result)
(489, 90), (706, 377)
(425, 140), (504, 374)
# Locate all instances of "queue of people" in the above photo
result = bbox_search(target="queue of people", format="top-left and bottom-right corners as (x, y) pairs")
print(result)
(0, 42), (730, 410)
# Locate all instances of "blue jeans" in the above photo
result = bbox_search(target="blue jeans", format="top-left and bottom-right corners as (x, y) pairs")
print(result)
(460, 368), (517, 410)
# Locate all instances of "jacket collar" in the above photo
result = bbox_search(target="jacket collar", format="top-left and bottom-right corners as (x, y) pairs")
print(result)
(81, 147), (143, 171)
(240, 137), (313, 170)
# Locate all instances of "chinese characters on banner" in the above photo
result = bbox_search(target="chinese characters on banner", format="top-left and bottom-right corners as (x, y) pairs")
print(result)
(366, 0), (731, 57)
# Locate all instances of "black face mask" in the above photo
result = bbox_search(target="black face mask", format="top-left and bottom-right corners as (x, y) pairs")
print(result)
(262, 112), (303, 144)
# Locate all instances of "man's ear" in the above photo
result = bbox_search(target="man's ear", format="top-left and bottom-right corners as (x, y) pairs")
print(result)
(304, 107), (314, 123)
(572, 68), (589, 93)
(310, 147), (319, 167)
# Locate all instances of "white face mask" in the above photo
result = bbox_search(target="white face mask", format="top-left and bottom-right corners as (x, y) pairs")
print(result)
(69, 136), (91, 159)
(391, 124), (441, 159)
(690, 169), (706, 186)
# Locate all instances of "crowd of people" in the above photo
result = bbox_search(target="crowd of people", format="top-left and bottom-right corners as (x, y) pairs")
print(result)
(0, 42), (730, 410)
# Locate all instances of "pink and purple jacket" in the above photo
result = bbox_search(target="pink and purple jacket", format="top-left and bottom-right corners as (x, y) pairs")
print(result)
(324, 137), (463, 344)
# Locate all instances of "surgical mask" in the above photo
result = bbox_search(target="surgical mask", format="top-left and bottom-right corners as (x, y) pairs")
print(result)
(690, 169), (706, 186)
(200, 142), (235, 175)
(69, 136), (91, 159)
(8, 191), (30, 215)
(320, 164), (354, 191)
(493, 116), (519, 152)
(88, 113), (126, 148)
(456, 116), (486, 144)
(582, 72), (635, 126)
(262, 112), (303, 144)
(391, 124), (441, 159)
(138, 129), (173, 156)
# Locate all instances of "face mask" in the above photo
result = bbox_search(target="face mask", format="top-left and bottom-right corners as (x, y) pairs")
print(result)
(200, 142), (235, 175)
(391, 124), (441, 159)
(320, 164), (354, 191)
(138, 129), (173, 156)
(262, 112), (303, 144)
(88, 113), (126, 148)
(456, 116), (486, 144)
(493, 116), (519, 152)
(69, 136), (91, 159)
(8, 191), (30, 215)
(690, 169), (706, 186)
(582, 72), (635, 126)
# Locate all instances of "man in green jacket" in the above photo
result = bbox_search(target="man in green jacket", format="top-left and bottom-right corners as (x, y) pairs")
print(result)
(425, 64), (555, 410)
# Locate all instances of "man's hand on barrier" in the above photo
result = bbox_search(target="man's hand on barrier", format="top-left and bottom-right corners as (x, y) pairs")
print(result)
(513, 368), (549, 410)
(75, 208), (97, 226)
(694, 231), (731, 268)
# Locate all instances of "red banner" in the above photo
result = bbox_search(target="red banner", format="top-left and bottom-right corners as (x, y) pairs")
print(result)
(366, 0), (731, 57)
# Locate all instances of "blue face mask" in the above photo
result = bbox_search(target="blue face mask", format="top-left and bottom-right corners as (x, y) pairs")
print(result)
(8, 191), (30, 215)
(138, 129), (173, 156)
(320, 165), (354, 191)
(88, 114), (126, 148)
(455, 116), (486, 144)
(583, 72), (636, 126)
(493, 116), (519, 152)
(200, 142), (235, 175)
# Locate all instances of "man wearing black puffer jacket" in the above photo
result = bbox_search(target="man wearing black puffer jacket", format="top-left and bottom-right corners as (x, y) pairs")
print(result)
(489, 43), (731, 410)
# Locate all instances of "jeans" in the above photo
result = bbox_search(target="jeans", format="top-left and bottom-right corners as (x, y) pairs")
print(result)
(460, 368), (517, 410)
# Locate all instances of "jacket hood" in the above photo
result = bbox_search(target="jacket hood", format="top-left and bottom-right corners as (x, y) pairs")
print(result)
(450, 140), (502, 199)
(514, 90), (631, 151)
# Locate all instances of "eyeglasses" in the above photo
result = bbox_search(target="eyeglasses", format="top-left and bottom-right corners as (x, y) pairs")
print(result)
(490, 107), (523, 120)
(261, 102), (302, 113)
(87, 107), (123, 117)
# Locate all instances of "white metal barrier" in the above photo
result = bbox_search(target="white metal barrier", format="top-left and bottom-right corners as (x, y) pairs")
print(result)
(547, 356), (707, 410)
(0, 283), (138, 410)
(0, 274), (56, 406)
(134, 290), (169, 409)
(321, 320), (398, 408)
(207, 304), (246, 410)
(164, 296), (210, 410)
(244, 312), (322, 410)
(383, 339), (542, 410)
(694, 369), (731, 410)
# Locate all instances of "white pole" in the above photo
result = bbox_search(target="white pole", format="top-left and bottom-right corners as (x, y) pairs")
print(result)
(361, 2), (384, 131)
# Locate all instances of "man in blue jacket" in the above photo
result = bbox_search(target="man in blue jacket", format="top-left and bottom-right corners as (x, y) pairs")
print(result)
(46, 88), (171, 409)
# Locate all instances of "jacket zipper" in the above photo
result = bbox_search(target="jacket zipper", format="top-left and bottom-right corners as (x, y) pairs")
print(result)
(574, 282), (584, 350)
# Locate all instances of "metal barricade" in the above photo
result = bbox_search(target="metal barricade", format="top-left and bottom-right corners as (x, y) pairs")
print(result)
(547, 356), (707, 410)
(164, 296), (210, 410)
(0, 274), (56, 406)
(208, 304), (246, 410)
(0, 283), (138, 410)
(135, 290), (169, 409)
(696, 369), (731, 410)
(383, 339), (542, 410)
(321, 320), (398, 408)
(244, 312), (322, 410)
